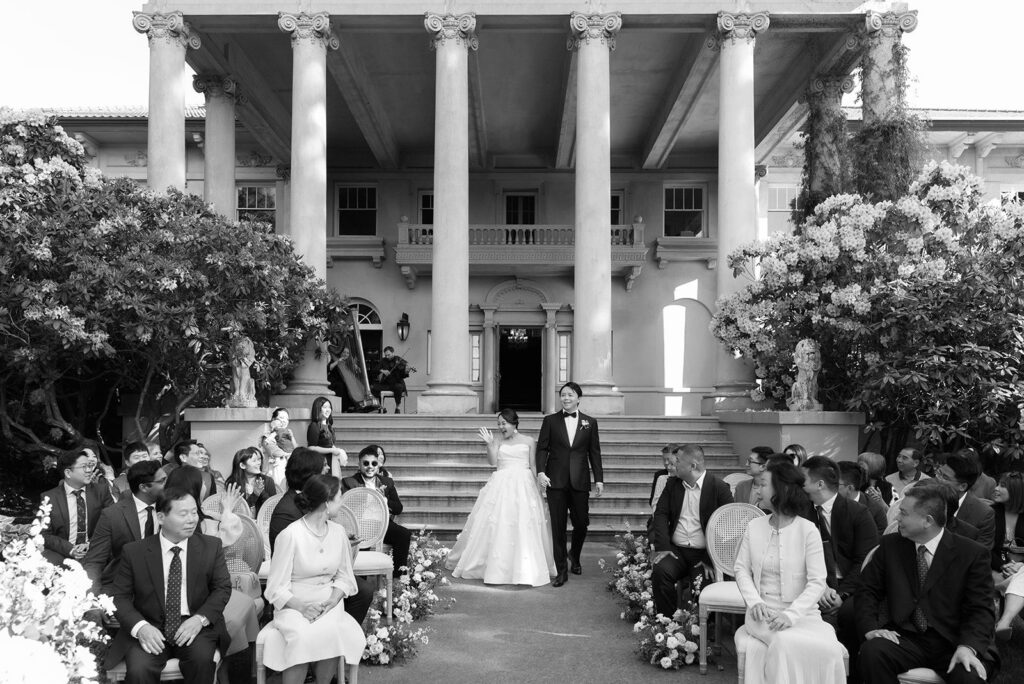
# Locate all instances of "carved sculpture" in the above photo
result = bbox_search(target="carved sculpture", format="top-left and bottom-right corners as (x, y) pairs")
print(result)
(227, 336), (257, 408)
(787, 338), (823, 411)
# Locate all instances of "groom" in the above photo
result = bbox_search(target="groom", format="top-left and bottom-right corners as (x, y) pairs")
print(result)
(537, 381), (603, 587)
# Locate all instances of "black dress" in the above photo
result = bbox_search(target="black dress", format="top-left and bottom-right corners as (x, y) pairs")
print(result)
(306, 421), (334, 472)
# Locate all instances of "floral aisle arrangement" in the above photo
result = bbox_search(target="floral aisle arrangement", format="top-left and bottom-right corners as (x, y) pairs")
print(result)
(0, 501), (112, 683)
(598, 525), (704, 669)
(360, 529), (454, 666)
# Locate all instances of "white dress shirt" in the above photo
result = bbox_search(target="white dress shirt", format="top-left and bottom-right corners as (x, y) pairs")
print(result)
(130, 533), (191, 638)
(817, 492), (838, 536)
(63, 481), (87, 544)
(562, 411), (579, 440)
(672, 471), (707, 549)
(133, 494), (158, 536)
(918, 528), (944, 571)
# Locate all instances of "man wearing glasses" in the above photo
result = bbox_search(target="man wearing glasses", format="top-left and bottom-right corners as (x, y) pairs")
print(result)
(342, 444), (411, 578)
(41, 448), (114, 565)
(734, 446), (773, 506)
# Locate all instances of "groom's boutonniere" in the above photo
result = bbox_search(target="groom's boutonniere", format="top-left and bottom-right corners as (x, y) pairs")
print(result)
(579, 419), (591, 430)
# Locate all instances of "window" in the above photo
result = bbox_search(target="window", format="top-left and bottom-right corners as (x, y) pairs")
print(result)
(419, 191), (434, 225)
(336, 185), (377, 236)
(664, 185), (706, 237)
(611, 191), (625, 226)
(767, 184), (801, 235)
(470, 332), (481, 383)
(349, 302), (382, 372)
(505, 193), (536, 225)
(237, 185), (276, 226)
(558, 333), (571, 384)
(1001, 186), (1024, 204)
(352, 303), (382, 327)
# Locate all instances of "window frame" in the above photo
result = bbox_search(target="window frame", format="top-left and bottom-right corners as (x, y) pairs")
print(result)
(236, 183), (277, 227)
(333, 183), (379, 237)
(662, 183), (709, 238)
(503, 191), (539, 225)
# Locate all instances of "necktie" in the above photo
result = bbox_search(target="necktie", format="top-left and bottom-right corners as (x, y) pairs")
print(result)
(815, 505), (831, 541)
(563, 411), (577, 418)
(816, 505), (838, 588)
(73, 490), (87, 544)
(165, 547), (183, 638)
(912, 545), (929, 632)
(144, 506), (154, 537)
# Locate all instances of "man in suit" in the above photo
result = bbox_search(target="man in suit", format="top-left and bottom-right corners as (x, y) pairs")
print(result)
(106, 487), (231, 683)
(111, 442), (154, 501)
(41, 448), (114, 566)
(838, 460), (889, 534)
(936, 449), (995, 551)
(651, 444), (733, 617)
(857, 484), (997, 684)
(536, 381), (604, 588)
(270, 447), (373, 623)
(734, 446), (774, 506)
(83, 461), (167, 593)
(342, 444), (412, 577)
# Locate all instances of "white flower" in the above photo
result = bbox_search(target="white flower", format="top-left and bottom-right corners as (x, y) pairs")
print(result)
(376, 627), (390, 640)
(365, 634), (378, 646)
(369, 642), (385, 656)
(666, 636), (680, 650)
(378, 653), (390, 664)
(660, 656), (673, 669)
(685, 653), (695, 664)
(683, 640), (699, 654)
(654, 632), (665, 644)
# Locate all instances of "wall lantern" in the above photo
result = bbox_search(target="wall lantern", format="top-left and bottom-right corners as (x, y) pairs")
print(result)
(397, 313), (411, 342)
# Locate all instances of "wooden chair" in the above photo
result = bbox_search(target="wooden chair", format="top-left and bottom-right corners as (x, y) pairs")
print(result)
(340, 488), (395, 624)
(699, 503), (767, 674)
(255, 493), (285, 582)
(255, 623), (358, 684)
(734, 625), (848, 683)
(379, 389), (406, 413)
(107, 652), (221, 682)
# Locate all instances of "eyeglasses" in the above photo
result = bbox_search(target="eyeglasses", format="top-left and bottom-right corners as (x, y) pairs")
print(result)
(362, 461), (379, 467)
(72, 464), (97, 472)
(746, 458), (765, 466)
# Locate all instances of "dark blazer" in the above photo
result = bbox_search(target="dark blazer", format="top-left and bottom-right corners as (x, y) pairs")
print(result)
(269, 490), (300, 553)
(949, 517), (981, 543)
(649, 469), (669, 509)
(82, 495), (145, 591)
(856, 530), (995, 659)
(734, 478), (759, 506)
(991, 503), (1024, 569)
(40, 481), (114, 563)
(105, 533), (231, 668)
(651, 472), (733, 552)
(854, 492), (889, 535)
(956, 491), (995, 552)
(341, 472), (403, 517)
(827, 495), (879, 596)
(536, 412), (603, 491)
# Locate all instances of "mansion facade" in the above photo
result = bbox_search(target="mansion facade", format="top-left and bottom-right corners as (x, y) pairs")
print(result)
(51, 1), (1024, 416)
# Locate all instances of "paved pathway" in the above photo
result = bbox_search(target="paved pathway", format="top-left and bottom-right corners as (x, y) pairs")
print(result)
(358, 543), (737, 684)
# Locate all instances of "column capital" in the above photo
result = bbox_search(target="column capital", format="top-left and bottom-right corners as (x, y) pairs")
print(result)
(275, 164), (291, 180)
(278, 12), (339, 51)
(132, 11), (201, 50)
(568, 12), (622, 51)
(424, 13), (478, 51)
(864, 10), (918, 39)
(808, 75), (855, 102)
(193, 75), (244, 104)
(716, 11), (770, 45)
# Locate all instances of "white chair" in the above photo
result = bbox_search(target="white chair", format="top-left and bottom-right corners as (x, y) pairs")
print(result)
(723, 473), (752, 497)
(734, 624), (848, 683)
(201, 490), (252, 519)
(255, 493), (285, 582)
(255, 623), (358, 684)
(340, 488), (395, 624)
(699, 502), (767, 674)
(107, 652), (221, 682)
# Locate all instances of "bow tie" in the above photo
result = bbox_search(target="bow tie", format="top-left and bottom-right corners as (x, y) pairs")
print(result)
(563, 411), (577, 418)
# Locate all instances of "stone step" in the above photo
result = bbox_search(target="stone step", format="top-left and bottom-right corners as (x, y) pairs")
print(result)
(333, 414), (726, 431)
(395, 465), (737, 486)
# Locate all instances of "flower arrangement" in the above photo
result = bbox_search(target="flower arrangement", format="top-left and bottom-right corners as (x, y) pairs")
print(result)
(597, 525), (652, 622)
(360, 529), (454, 666)
(0, 501), (112, 683)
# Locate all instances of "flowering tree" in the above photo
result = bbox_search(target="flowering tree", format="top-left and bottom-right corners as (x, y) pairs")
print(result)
(0, 110), (349, 462)
(712, 162), (1024, 464)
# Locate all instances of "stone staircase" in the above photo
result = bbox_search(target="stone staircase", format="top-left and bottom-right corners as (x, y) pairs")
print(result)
(333, 414), (742, 541)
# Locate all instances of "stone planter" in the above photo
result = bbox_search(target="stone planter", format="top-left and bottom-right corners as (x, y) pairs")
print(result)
(715, 410), (865, 465)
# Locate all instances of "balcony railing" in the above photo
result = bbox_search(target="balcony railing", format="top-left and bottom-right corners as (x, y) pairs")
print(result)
(397, 220), (645, 247)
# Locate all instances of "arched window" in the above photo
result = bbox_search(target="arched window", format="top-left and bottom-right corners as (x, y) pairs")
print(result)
(352, 302), (381, 328)
(349, 300), (383, 380)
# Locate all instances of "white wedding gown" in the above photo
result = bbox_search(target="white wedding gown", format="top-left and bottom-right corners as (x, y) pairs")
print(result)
(446, 443), (556, 586)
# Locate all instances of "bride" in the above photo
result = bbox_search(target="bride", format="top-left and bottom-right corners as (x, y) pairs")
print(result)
(446, 408), (556, 586)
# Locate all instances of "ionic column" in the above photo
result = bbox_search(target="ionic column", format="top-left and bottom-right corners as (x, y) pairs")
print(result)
(804, 75), (854, 202)
(704, 11), (769, 415)
(542, 303), (562, 415)
(569, 11), (624, 415)
(861, 10), (917, 125)
(274, 12), (337, 400)
(193, 75), (239, 218)
(418, 13), (479, 414)
(133, 11), (200, 193)
(481, 305), (497, 414)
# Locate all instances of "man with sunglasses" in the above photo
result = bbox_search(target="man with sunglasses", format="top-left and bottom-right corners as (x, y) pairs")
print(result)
(41, 448), (115, 565)
(342, 445), (411, 577)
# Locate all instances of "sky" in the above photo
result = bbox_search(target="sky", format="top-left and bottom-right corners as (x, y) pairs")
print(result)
(1, 0), (1022, 111)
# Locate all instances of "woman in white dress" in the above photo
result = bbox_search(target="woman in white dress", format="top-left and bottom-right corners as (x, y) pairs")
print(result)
(446, 408), (556, 586)
(264, 474), (366, 684)
(733, 460), (847, 684)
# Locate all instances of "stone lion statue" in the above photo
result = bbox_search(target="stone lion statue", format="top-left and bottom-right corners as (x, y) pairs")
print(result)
(227, 335), (257, 408)
(787, 338), (823, 412)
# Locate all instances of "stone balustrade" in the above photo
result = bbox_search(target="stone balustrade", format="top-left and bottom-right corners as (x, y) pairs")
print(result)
(396, 220), (645, 246)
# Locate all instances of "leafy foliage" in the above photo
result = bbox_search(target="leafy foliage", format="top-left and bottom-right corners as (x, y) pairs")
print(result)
(712, 161), (1024, 465)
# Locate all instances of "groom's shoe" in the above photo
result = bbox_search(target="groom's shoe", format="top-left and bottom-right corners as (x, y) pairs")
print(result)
(552, 571), (568, 587)
(570, 558), (582, 575)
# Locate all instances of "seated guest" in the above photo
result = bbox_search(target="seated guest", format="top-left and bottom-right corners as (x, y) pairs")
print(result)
(162, 441), (218, 501)
(935, 480), (983, 542)
(342, 445), (412, 577)
(224, 447), (278, 517)
(991, 471), (1024, 570)
(857, 484), (997, 684)
(270, 447), (373, 624)
(112, 442), (153, 501)
(84, 446), (119, 502)
(645, 444), (677, 535)
(734, 446), (774, 506)
(996, 561), (1024, 641)
(837, 460), (888, 534)
(83, 461), (167, 593)
(264, 475), (366, 684)
(733, 460), (847, 684)
(858, 451), (894, 505)
(261, 407), (295, 489)
(41, 448), (114, 566)
(935, 449), (996, 551)
(885, 447), (931, 501)
(782, 443), (809, 467)
(651, 444), (733, 617)
(970, 455), (998, 501)
(105, 487), (231, 683)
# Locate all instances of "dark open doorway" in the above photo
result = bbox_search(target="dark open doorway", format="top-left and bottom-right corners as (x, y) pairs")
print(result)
(498, 326), (543, 412)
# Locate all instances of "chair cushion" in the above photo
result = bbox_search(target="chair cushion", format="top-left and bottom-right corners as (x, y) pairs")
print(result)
(897, 669), (946, 684)
(354, 550), (394, 574)
(698, 581), (746, 611)
(258, 560), (269, 580)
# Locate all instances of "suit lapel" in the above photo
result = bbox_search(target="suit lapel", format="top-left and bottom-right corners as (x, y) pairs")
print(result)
(922, 532), (955, 594)
(553, 413), (571, 447)
(146, 535), (166, 613)
(186, 536), (205, 613)
(120, 498), (142, 541)
(52, 486), (70, 533)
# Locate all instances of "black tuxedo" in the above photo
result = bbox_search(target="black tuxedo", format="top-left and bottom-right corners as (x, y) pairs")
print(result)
(856, 531), (997, 684)
(956, 491), (995, 552)
(106, 533), (232, 683)
(83, 495), (147, 592)
(537, 411), (603, 574)
(651, 473), (733, 616)
(341, 471), (412, 576)
(40, 481), (113, 565)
